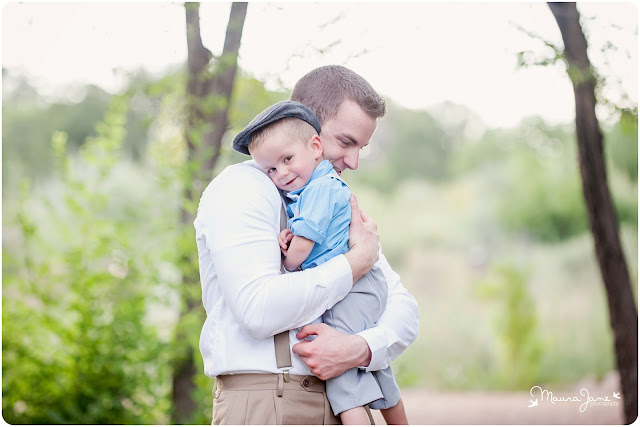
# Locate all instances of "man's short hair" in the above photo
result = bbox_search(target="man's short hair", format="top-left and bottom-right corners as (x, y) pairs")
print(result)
(248, 117), (318, 154)
(290, 65), (386, 124)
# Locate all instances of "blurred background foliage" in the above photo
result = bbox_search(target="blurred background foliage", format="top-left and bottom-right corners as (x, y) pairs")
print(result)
(2, 58), (637, 423)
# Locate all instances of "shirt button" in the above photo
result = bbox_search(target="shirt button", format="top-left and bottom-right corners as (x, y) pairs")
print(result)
(302, 378), (310, 387)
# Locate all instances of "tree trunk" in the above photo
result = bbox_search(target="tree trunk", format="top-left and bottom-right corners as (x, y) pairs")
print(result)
(184, 1), (248, 212)
(172, 2), (247, 423)
(548, 3), (638, 423)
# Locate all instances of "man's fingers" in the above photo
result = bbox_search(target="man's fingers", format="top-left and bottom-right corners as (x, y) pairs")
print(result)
(350, 194), (377, 232)
(296, 323), (325, 339)
(359, 207), (371, 223)
(359, 208), (377, 231)
(349, 195), (362, 225)
(291, 340), (312, 357)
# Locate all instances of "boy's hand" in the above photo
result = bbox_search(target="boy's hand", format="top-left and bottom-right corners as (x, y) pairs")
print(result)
(278, 229), (294, 256)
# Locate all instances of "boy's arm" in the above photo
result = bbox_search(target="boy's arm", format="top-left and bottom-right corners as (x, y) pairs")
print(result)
(283, 235), (315, 271)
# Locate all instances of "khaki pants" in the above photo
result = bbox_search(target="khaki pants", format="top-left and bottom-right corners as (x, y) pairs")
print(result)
(212, 373), (341, 425)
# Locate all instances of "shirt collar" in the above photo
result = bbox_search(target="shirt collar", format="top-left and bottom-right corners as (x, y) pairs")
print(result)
(286, 160), (334, 197)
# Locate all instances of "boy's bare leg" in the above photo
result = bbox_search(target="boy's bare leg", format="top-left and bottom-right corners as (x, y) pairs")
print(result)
(340, 406), (371, 425)
(381, 399), (409, 425)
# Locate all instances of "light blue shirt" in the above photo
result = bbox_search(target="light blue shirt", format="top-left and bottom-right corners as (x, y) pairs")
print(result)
(286, 160), (351, 270)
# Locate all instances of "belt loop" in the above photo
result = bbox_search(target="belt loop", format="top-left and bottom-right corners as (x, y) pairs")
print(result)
(277, 373), (284, 397)
(213, 379), (220, 399)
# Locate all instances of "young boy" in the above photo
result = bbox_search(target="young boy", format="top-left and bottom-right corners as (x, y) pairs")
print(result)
(232, 100), (408, 425)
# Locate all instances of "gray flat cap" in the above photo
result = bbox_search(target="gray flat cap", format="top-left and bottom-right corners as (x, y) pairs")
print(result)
(232, 101), (321, 155)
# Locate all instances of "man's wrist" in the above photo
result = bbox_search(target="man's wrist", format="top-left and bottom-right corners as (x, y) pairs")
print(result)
(352, 334), (372, 368)
(356, 328), (388, 371)
(344, 246), (373, 283)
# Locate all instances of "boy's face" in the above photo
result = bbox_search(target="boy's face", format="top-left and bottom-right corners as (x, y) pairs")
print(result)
(319, 99), (377, 174)
(251, 130), (323, 193)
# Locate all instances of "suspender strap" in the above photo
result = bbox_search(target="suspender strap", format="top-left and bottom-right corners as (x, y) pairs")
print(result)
(274, 200), (292, 382)
(274, 331), (292, 369)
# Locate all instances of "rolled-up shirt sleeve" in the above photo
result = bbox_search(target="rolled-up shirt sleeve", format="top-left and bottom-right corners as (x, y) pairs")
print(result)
(356, 251), (420, 371)
(289, 178), (343, 244)
(195, 163), (353, 340)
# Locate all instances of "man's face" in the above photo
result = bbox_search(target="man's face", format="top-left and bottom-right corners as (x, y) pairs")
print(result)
(320, 99), (377, 175)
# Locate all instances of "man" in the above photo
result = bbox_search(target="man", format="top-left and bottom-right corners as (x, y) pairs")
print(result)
(195, 65), (419, 424)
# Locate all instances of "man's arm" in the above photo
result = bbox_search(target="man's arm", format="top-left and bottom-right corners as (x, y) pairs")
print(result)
(291, 199), (418, 379)
(196, 164), (379, 340)
(357, 252), (419, 371)
(292, 252), (419, 379)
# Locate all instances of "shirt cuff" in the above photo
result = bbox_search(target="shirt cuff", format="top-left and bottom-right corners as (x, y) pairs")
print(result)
(356, 327), (388, 372)
(320, 254), (353, 307)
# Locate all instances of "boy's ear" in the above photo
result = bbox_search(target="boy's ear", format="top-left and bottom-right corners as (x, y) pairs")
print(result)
(310, 134), (323, 158)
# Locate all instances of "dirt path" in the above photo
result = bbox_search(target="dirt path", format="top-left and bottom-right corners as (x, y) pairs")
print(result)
(372, 373), (624, 425)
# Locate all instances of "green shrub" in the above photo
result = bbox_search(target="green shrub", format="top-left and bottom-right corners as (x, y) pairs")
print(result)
(499, 150), (589, 242)
(476, 265), (545, 389)
(2, 96), (173, 424)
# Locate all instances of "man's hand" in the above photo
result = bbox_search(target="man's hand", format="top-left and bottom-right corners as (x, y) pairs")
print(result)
(278, 229), (294, 256)
(291, 323), (372, 380)
(345, 195), (379, 282)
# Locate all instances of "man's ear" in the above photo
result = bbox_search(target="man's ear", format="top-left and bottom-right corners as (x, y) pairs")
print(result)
(310, 134), (323, 159)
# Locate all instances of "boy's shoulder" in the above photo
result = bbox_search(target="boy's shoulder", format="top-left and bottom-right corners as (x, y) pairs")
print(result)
(302, 171), (351, 206)
(307, 172), (348, 190)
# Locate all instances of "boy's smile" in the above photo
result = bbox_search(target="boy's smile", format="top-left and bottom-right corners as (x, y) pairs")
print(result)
(250, 129), (323, 192)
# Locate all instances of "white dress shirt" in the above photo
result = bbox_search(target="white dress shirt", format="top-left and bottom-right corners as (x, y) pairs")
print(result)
(195, 160), (419, 378)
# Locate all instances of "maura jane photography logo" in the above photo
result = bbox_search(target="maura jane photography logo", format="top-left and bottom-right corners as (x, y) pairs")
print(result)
(529, 386), (621, 412)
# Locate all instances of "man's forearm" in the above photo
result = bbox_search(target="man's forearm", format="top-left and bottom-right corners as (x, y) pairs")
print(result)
(358, 254), (420, 371)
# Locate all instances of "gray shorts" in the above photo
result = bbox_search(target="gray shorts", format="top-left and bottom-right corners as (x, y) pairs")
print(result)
(322, 265), (402, 415)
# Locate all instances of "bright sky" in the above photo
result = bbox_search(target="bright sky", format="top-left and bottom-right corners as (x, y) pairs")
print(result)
(2, 2), (637, 128)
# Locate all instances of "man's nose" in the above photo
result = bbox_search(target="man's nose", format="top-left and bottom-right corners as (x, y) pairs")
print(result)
(344, 151), (359, 170)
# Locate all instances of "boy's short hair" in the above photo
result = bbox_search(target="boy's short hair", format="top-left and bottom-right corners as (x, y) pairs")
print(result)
(247, 117), (318, 154)
(290, 65), (386, 124)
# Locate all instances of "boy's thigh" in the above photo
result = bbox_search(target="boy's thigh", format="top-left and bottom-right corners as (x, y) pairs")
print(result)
(325, 266), (388, 334)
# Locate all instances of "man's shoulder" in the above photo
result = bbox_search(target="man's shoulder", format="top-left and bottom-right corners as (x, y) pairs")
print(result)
(199, 160), (280, 210)
(216, 160), (265, 181)
(206, 161), (273, 192)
